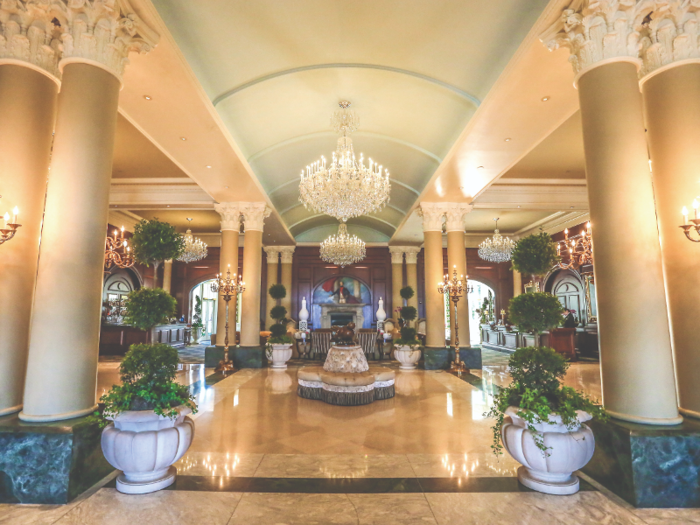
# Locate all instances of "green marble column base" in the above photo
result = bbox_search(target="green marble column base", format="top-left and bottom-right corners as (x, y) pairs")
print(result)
(204, 345), (225, 368)
(582, 417), (700, 508)
(231, 346), (266, 368)
(422, 347), (482, 370)
(0, 414), (113, 504)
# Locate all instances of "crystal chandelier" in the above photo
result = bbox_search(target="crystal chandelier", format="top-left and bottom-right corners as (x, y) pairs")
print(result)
(104, 226), (134, 269)
(478, 218), (516, 263)
(299, 101), (391, 222)
(177, 218), (208, 263)
(320, 223), (366, 267)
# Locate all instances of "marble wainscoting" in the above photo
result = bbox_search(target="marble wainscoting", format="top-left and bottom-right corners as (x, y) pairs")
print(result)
(0, 415), (112, 504)
(423, 346), (482, 370)
(583, 417), (700, 508)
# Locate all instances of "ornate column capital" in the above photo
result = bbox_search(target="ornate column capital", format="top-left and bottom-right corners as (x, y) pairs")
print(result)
(56, 0), (160, 83)
(540, 0), (650, 82)
(0, 1), (63, 82)
(404, 247), (421, 264)
(444, 203), (473, 232)
(388, 246), (405, 265)
(214, 202), (242, 231)
(417, 202), (445, 232)
(263, 246), (280, 264)
(278, 246), (295, 264)
(640, 1), (700, 80)
(240, 202), (271, 232)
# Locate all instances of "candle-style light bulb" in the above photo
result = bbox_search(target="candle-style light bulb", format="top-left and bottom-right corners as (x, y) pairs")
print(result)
(12, 206), (18, 223)
(683, 206), (689, 225)
(694, 199), (699, 220)
(3, 212), (9, 227)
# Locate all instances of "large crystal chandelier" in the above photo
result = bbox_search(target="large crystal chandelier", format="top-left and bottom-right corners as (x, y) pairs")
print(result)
(299, 101), (391, 222)
(177, 218), (208, 263)
(478, 218), (516, 263)
(320, 223), (366, 267)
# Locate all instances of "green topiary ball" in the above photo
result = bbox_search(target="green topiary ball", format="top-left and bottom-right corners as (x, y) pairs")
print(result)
(269, 324), (287, 337)
(400, 326), (417, 341)
(270, 305), (287, 321)
(268, 284), (287, 300)
(508, 292), (564, 337)
(511, 232), (559, 277)
(400, 286), (415, 300)
(400, 306), (417, 322)
(123, 288), (177, 332)
(131, 219), (185, 267)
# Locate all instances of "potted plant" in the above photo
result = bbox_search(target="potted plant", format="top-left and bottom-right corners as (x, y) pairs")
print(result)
(97, 343), (197, 494)
(269, 283), (287, 305)
(122, 287), (177, 343)
(399, 285), (415, 307)
(265, 304), (293, 369)
(131, 219), (185, 287)
(508, 291), (564, 348)
(486, 346), (607, 495)
(511, 232), (559, 291)
(393, 326), (423, 370)
(191, 295), (204, 344)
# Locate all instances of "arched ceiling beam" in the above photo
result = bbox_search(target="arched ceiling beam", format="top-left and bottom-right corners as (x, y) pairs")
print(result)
(248, 131), (442, 165)
(279, 200), (406, 217)
(288, 213), (397, 233)
(269, 174), (421, 198)
(212, 63), (481, 108)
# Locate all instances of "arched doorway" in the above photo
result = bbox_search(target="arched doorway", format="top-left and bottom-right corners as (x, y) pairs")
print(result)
(545, 269), (586, 324)
(102, 268), (140, 323)
(467, 279), (496, 346)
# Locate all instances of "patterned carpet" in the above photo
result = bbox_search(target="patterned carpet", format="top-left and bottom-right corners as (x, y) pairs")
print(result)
(178, 342), (209, 364)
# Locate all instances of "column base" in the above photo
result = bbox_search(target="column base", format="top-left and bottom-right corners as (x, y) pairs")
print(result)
(205, 345), (225, 368)
(0, 404), (22, 417)
(0, 413), (113, 504)
(680, 407), (700, 420)
(422, 347), (482, 370)
(582, 417), (700, 508)
(205, 345), (265, 368)
(19, 404), (98, 423)
(607, 409), (683, 426)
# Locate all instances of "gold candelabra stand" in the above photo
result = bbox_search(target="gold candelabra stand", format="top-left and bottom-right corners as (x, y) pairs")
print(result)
(681, 200), (700, 242)
(104, 227), (135, 270)
(0, 205), (21, 246)
(438, 265), (473, 374)
(211, 265), (245, 375)
(556, 222), (593, 270)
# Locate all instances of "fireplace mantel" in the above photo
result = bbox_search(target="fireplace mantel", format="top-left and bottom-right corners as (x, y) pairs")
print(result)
(319, 303), (367, 328)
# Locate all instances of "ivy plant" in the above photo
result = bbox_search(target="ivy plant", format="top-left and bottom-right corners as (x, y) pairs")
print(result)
(508, 292), (563, 346)
(486, 347), (607, 457)
(131, 219), (185, 271)
(192, 295), (203, 330)
(123, 287), (177, 332)
(511, 232), (559, 278)
(92, 343), (197, 427)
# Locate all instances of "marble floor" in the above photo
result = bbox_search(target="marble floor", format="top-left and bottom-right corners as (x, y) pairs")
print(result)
(4, 351), (699, 524)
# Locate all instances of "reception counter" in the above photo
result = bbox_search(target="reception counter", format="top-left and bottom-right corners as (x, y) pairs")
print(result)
(99, 323), (187, 356)
(480, 324), (599, 361)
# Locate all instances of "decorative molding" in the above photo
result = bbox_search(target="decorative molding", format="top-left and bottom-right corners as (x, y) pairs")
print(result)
(404, 246), (421, 264)
(0, 1), (62, 81)
(444, 203), (473, 232)
(214, 202), (242, 231)
(474, 181), (589, 210)
(278, 246), (295, 264)
(417, 202), (445, 232)
(109, 181), (214, 207)
(240, 202), (271, 232)
(640, 0), (700, 79)
(56, 0), (159, 83)
(540, 0), (649, 78)
(263, 246), (280, 264)
(388, 246), (405, 265)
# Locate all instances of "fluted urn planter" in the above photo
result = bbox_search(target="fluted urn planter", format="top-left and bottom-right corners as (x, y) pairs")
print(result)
(101, 406), (195, 494)
(268, 344), (293, 369)
(393, 345), (422, 370)
(501, 406), (595, 495)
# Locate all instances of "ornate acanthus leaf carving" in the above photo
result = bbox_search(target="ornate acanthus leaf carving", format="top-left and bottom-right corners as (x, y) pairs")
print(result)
(640, 0), (700, 77)
(263, 246), (280, 264)
(404, 247), (420, 264)
(54, 0), (159, 81)
(540, 0), (653, 76)
(240, 202), (271, 232)
(444, 203), (473, 232)
(214, 202), (242, 231)
(0, 0), (63, 79)
(278, 246), (295, 264)
(388, 247), (405, 265)
(417, 202), (445, 232)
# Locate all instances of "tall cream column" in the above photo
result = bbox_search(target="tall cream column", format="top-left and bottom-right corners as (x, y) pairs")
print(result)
(264, 247), (280, 330)
(640, 10), (700, 419)
(0, 39), (59, 416)
(404, 248), (420, 312)
(389, 247), (405, 316)
(20, 6), (159, 421)
(543, 2), (681, 424)
(162, 260), (173, 294)
(214, 203), (241, 345)
(512, 268), (522, 298)
(240, 203), (271, 349)
(418, 203), (446, 349)
(445, 203), (472, 348)
(279, 247), (295, 320)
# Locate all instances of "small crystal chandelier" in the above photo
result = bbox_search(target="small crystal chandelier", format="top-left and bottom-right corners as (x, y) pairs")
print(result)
(320, 223), (366, 267)
(478, 218), (516, 263)
(299, 101), (391, 222)
(104, 226), (134, 269)
(177, 218), (208, 263)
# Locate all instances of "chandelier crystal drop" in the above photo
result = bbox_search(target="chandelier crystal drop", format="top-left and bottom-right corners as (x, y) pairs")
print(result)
(299, 101), (391, 222)
(478, 218), (516, 263)
(319, 223), (366, 267)
(177, 218), (208, 263)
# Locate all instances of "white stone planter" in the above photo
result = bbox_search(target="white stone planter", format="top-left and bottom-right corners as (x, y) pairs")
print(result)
(501, 406), (595, 495)
(101, 406), (194, 494)
(393, 346), (422, 370)
(268, 344), (293, 369)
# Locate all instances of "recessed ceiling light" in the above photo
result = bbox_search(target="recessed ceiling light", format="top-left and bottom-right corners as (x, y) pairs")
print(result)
(477, 166), (485, 170)
(517, 205), (521, 208)
(166, 205), (170, 207)
(143, 95), (152, 100)
(206, 165), (212, 169)
(570, 206), (575, 209)
(180, 137), (187, 141)
(224, 186), (229, 189)
(504, 138), (511, 142)
(541, 96), (550, 102)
